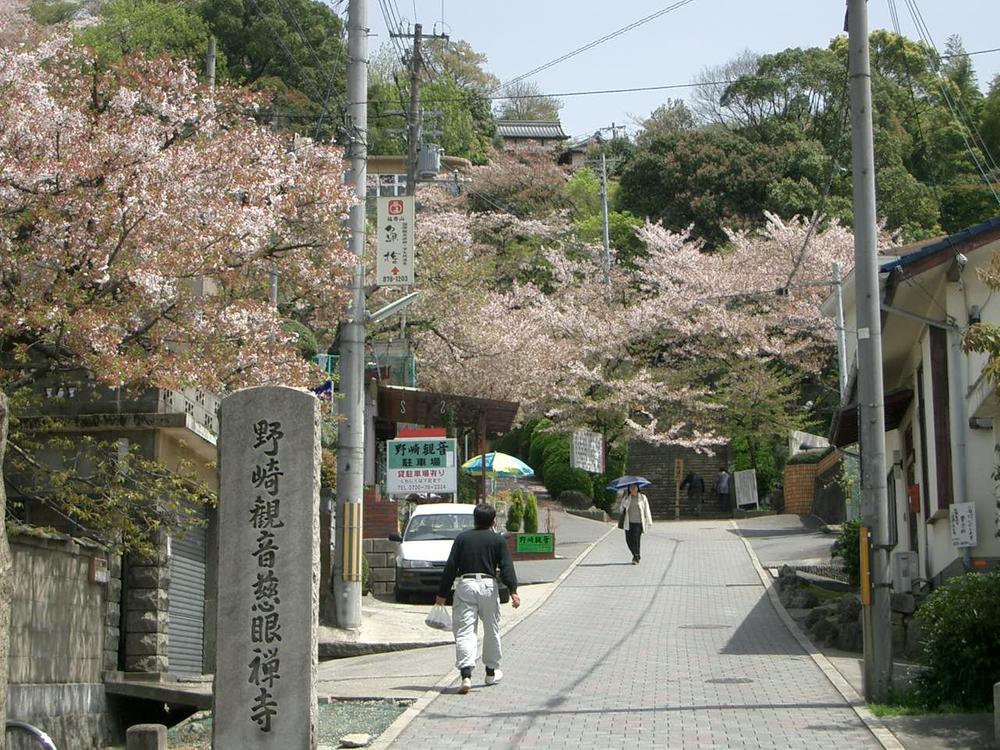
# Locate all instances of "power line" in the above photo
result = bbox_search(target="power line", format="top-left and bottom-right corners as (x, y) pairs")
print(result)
(497, 0), (698, 92)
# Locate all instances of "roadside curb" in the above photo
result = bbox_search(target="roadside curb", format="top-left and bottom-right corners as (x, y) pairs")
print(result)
(367, 522), (617, 750)
(731, 520), (905, 750)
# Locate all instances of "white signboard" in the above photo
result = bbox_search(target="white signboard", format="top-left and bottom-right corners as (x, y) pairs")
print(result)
(734, 469), (759, 509)
(386, 438), (457, 494)
(376, 196), (415, 286)
(570, 429), (604, 474)
(950, 502), (977, 548)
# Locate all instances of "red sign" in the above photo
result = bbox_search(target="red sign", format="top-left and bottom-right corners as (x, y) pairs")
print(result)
(387, 199), (404, 215)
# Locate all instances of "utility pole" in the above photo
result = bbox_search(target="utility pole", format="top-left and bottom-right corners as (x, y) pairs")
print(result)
(206, 35), (216, 90)
(832, 261), (848, 401)
(847, 0), (892, 703)
(405, 23), (423, 197)
(334, 0), (368, 631)
(599, 153), (611, 296)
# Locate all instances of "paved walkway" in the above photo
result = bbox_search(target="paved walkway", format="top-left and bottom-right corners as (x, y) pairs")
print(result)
(377, 520), (882, 749)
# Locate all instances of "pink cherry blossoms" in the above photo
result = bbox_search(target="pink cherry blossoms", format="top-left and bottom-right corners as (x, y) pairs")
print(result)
(0, 38), (356, 392)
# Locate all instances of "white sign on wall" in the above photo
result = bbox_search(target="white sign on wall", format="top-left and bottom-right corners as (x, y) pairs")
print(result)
(376, 196), (415, 286)
(950, 502), (977, 548)
(570, 429), (604, 474)
(734, 469), (759, 509)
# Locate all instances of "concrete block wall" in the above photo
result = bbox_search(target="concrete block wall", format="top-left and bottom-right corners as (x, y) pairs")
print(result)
(123, 547), (170, 673)
(784, 463), (819, 515)
(626, 442), (730, 519)
(8, 532), (116, 750)
(363, 539), (397, 597)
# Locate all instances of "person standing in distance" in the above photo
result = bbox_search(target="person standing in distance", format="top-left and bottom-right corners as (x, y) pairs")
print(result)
(620, 483), (653, 564)
(716, 466), (732, 514)
(436, 502), (520, 694)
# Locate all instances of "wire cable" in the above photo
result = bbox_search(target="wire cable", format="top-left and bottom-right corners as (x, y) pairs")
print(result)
(496, 0), (697, 93)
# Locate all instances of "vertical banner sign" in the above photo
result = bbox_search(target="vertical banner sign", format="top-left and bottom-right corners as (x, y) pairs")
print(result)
(215, 386), (320, 749)
(376, 196), (415, 286)
(570, 429), (604, 473)
(386, 438), (457, 494)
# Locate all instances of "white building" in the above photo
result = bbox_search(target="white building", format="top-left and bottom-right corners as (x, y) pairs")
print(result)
(824, 217), (1000, 589)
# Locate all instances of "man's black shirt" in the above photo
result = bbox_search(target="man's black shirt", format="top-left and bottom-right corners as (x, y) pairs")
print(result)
(437, 528), (517, 598)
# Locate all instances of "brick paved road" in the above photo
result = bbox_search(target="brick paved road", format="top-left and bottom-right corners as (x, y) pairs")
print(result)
(386, 520), (881, 749)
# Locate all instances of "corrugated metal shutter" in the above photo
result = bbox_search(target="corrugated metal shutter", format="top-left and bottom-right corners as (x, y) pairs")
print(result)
(168, 524), (207, 676)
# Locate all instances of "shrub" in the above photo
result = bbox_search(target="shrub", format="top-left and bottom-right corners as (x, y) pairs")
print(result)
(786, 449), (829, 466)
(527, 419), (555, 478)
(362, 553), (371, 595)
(506, 493), (524, 532)
(558, 490), (592, 509)
(545, 463), (594, 501)
(523, 492), (539, 533)
(593, 441), (628, 510)
(915, 572), (1000, 710)
(832, 517), (862, 587)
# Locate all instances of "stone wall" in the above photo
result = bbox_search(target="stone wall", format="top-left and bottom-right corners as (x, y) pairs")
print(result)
(363, 539), (397, 597)
(122, 544), (170, 673)
(626, 442), (730, 518)
(8, 530), (119, 750)
(783, 463), (818, 515)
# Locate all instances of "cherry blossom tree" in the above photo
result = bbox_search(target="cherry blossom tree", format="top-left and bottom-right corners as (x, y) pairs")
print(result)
(1, 37), (355, 553)
(399, 176), (858, 455)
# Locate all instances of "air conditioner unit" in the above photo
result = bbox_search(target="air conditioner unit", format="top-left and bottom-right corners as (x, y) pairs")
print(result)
(892, 551), (919, 593)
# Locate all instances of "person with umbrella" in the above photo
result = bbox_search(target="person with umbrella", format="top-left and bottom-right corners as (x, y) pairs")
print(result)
(613, 478), (653, 564)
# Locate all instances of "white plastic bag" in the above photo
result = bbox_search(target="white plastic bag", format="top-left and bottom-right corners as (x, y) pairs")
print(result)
(425, 603), (452, 631)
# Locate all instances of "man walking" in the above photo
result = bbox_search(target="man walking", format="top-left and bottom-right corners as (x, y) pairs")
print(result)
(436, 502), (520, 694)
(680, 471), (705, 515)
(716, 466), (731, 514)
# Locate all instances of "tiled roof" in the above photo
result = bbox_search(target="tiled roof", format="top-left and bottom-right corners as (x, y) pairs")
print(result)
(495, 120), (569, 140)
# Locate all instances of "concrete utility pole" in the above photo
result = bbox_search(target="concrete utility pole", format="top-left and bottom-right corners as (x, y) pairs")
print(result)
(832, 261), (849, 401)
(334, 0), (368, 630)
(405, 23), (423, 197)
(599, 153), (612, 296)
(847, 0), (892, 703)
(206, 35), (216, 90)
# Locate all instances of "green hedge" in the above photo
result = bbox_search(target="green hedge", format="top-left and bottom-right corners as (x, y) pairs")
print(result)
(785, 448), (828, 466)
(528, 419), (556, 480)
(915, 571), (1000, 709)
(545, 463), (594, 501)
(506, 491), (524, 532)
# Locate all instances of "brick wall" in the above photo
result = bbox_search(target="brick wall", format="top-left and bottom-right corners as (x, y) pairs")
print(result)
(8, 531), (117, 750)
(363, 488), (400, 540)
(812, 450), (847, 524)
(783, 463), (818, 515)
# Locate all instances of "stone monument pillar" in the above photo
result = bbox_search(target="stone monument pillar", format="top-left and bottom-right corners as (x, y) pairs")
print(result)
(213, 386), (320, 749)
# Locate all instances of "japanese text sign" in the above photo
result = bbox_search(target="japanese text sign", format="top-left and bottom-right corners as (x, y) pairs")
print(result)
(376, 196), (415, 286)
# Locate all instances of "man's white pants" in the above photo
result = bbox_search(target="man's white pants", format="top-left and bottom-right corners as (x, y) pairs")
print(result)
(452, 577), (502, 671)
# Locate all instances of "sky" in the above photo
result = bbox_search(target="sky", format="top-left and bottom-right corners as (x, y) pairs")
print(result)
(367, 0), (1000, 140)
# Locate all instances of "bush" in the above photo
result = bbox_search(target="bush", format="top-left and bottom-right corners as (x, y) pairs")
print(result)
(523, 492), (539, 533)
(593, 441), (628, 510)
(832, 517), (862, 587)
(558, 490), (592, 510)
(544, 463), (594, 501)
(527, 419), (555, 479)
(506, 492), (523, 532)
(362, 553), (371, 595)
(786, 448), (829, 466)
(915, 572), (1000, 710)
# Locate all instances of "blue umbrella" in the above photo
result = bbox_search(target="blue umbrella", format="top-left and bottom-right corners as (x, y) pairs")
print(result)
(606, 475), (651, 491)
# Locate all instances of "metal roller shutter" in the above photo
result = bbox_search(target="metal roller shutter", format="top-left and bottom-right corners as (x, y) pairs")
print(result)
(168, 525), (207, 676)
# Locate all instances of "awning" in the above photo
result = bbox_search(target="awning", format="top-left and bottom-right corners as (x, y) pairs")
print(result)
(376, 385), (519, 437)
(830, 387), (914, 448)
